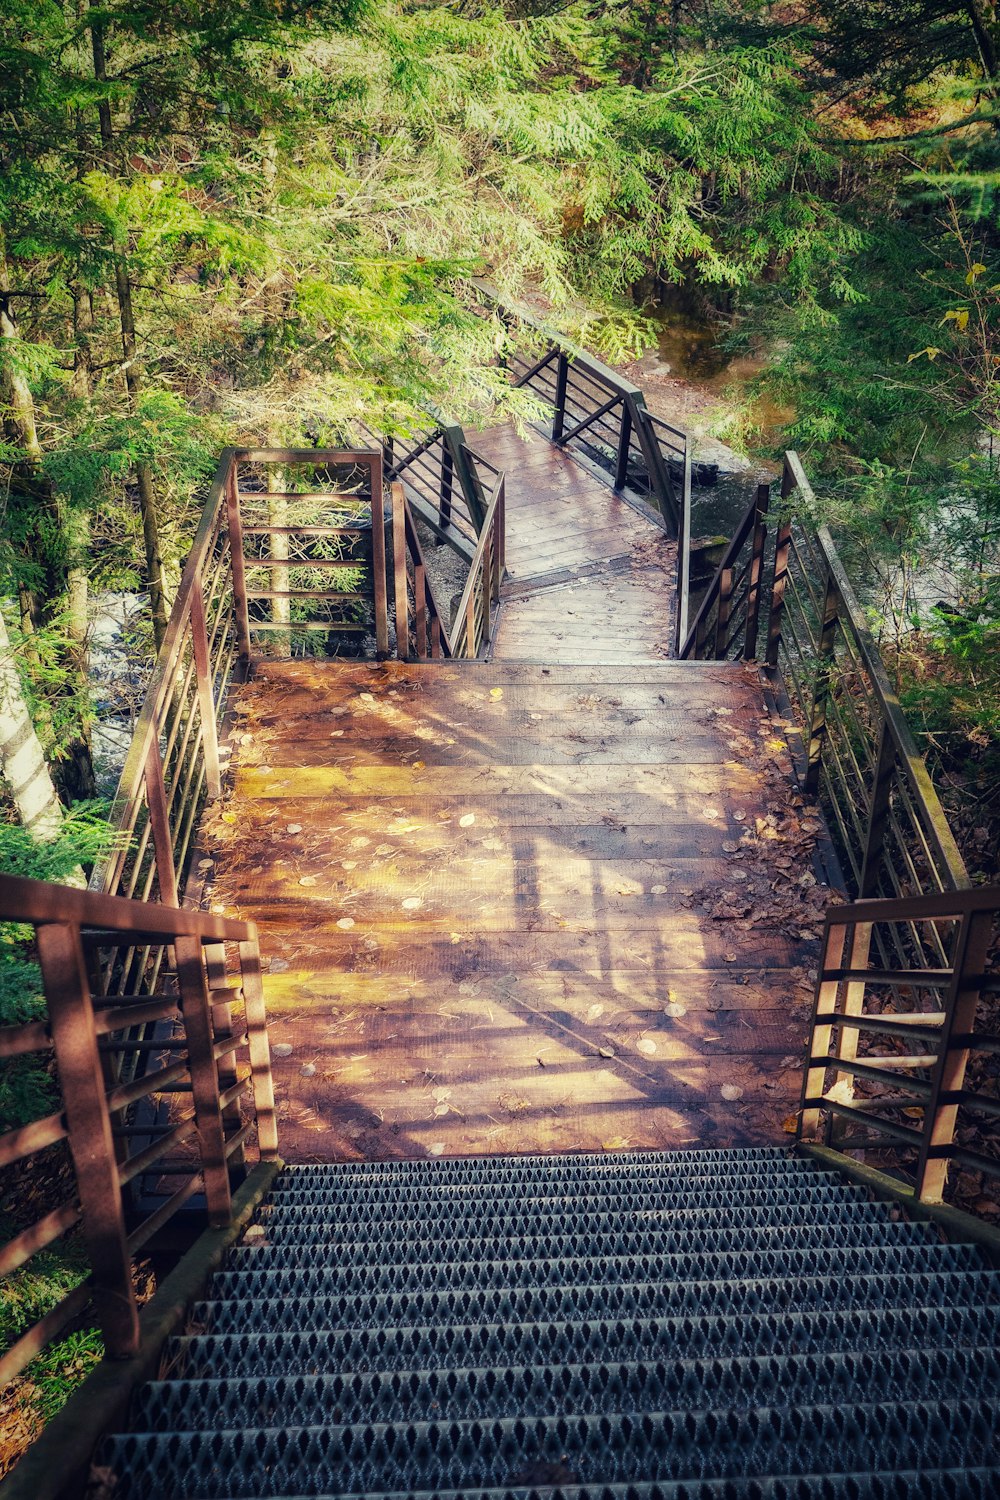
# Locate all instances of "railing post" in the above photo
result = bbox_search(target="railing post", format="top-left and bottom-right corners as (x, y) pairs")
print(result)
(174, 935), (232, 1227)
(439, 442), (454, 532)
(713, 566), (734, 659)
(441, 424), (487, 533)
(369, 451), (390, 659)
(238, 926), (279, 1160)
(205, 941), (244, 1171)
(144, 734), (179, 907)
(742, 482), (770, 661)
(916, 908), (993, 1203)
(858, 723), (896, 897)
(36, 922), (140, 1359)
(614, 404), (632, 490)
(799, 919), (872, 1140)
(224, 460), (253, 672)
(390, 482), (409, 661)
(804, 567), (840, 794)
(189, 579), (222, 800)
(765, 495), (793, 671)
(552, 351), (569, 442)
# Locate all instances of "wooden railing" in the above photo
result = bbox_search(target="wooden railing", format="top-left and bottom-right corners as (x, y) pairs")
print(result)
(91, 447), (387, 928)
(448, 471), (506, 659)
(798, 885), (1000, 1206)
(390, 483), (452, 659)
(381, 423), (486, 563)
(472, 281), (690, 541)
(681, 453), (968, 917)
(0, 874), (276, 1384)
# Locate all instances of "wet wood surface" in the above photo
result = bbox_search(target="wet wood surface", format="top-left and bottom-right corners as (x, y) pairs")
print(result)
(207, 654), (833, 1162)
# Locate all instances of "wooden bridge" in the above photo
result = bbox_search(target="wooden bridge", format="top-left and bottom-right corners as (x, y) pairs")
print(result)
(2, 295), (999, 1499)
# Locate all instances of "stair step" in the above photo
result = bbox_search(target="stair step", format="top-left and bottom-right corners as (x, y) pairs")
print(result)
(250, 1202), (894, 1238)
(270, 1148), (792, 1187)
(257, 1176), (865, 1215)
(133, 1347), (1000, 1431)
(99, 1398), (1000, 1497)
(263, 1170), (844, 1211)
(227, 1222), (939, 1273)
(192, 1267), (999, 1335)
(168, 1300), (1000, 1378)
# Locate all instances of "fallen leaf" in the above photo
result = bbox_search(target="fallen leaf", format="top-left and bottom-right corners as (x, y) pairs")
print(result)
(298, 875), (318, 887)
(664, 1001), (687, 1018)
(459, 813), (476, 827)
(650, 884), (667, 895)
(272, 1043), (293, 1058)
(489, 687), (503, 699)
(586, 1003), (605, 1022)
(721, 1083), (744, 1101)
(401, 896), (423, 910)
(428, 1142), (445, 1156)
(336, 917), (355, 930)
(636, 1038), (657, 1055)
(598, 1045), (616, 1059)
(781, 1114), (798, 1133)
(300, 1063), (316, 1077)
(286, 823), (302, 834)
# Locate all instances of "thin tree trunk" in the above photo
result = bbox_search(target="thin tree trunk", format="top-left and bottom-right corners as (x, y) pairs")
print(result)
(90, 21), (169, 649)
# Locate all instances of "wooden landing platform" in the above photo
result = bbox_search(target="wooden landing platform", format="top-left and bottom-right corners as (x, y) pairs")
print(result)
(206, 659), (833, 1163)
(467, 425), (676, 663)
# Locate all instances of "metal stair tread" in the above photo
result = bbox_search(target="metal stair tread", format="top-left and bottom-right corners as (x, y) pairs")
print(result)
(166, 1302), (1000, 1376)
(132, 1346), (1000, 1430)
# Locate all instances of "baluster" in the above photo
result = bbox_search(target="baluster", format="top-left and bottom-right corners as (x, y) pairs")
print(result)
(439, 443), (454, 532)
(414, 564), (428, 659)
(369, 452), (390, 658)
(713, 566), (734, 659)
(189, 580), (221, 799)
(804, 568), (840, 793)
(205, 940), (244, 1172)
(552, 352), (569, 443)
(175, 935), (232, 1227)
(391, 483), (409, 661)
(742, 482), (771, 661)
(224, 460), (252, 672)
(858, 723), (897, 897)
(614, 404), (632, 491)
(144, 734), (179, 907)
(916, 908), (994, 1203)
(37, 922), (140, 1359)
(238, 926), (279, 1160)
(765, 458), (796, 669)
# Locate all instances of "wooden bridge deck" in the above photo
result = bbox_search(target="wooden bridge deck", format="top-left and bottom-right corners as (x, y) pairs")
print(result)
(204, 424), (834, 1162)
(469, 424), (677, 664)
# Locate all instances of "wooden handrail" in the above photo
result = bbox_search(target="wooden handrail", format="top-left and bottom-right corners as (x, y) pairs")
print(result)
(0, 878), (276, 1385)
(681, 451), (968, 905)
(449, 472), (506, 658)
(797, 884), (1000, 1208)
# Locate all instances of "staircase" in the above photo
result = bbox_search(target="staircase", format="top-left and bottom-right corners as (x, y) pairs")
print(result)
(101, 1148), (1000, 1497)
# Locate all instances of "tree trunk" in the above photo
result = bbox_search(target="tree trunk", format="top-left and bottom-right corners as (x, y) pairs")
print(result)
(90, 20), (169, 649)
(0, 614), (86, 885)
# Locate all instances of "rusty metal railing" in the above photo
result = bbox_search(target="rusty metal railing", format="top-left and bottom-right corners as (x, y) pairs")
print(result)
(0, 874), (276, 1385)
(798, 884), (1000, 1206)
(681, 453), (968, 922)
(448, 471), (506, 659)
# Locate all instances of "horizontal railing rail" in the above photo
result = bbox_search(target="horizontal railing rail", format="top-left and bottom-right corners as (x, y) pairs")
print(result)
(0, 873), (276, 1385)
(471, 280), (689, 543)
(449, 471), (506, 659)
(798, 884), (1000, 1206)
(682, 453), (968, 920)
